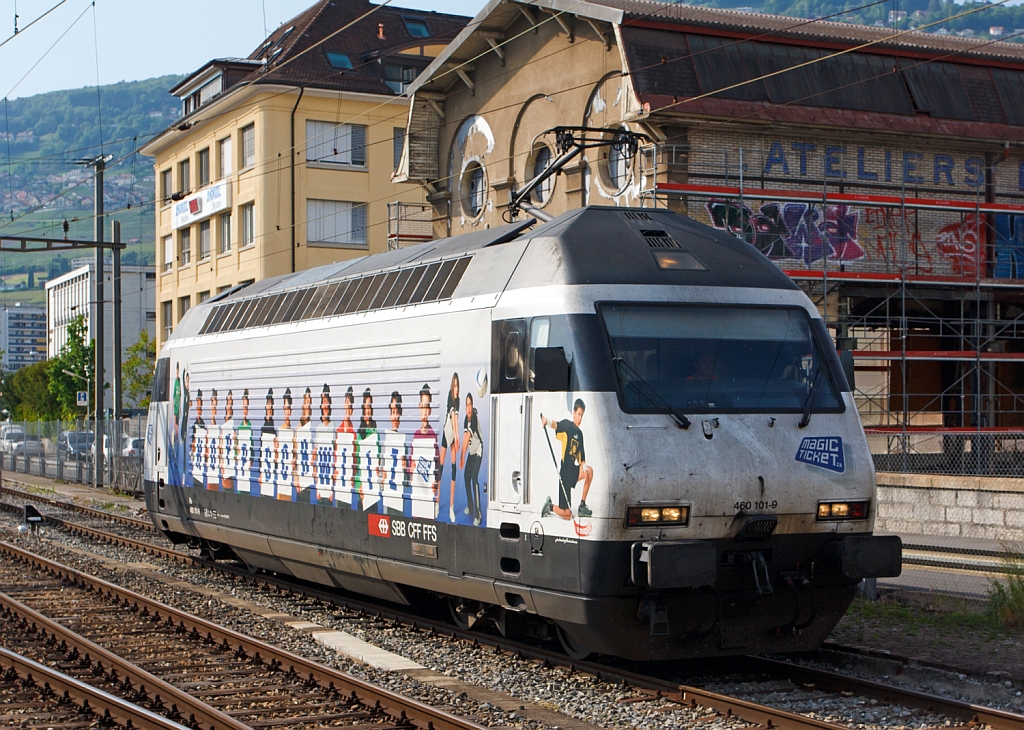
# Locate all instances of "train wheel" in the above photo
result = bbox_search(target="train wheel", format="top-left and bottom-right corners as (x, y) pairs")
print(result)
(448, 597), (475, 630)
(556, 624), (591, 661)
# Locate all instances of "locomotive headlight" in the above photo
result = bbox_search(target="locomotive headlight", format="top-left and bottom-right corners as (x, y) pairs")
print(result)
(817, 500), (869, 520)
(625, 504), (690, 527)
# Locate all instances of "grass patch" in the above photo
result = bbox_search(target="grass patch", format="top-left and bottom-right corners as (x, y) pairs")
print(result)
(989, 545), (1024, 628)
(846, 591), (1000, 634)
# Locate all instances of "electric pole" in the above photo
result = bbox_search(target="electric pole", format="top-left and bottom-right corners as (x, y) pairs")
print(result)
(112, 220), (122, 421)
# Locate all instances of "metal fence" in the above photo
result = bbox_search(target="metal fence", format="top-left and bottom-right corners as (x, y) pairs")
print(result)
(0, 418), (146, 496)
(867, 429), (1024, 477)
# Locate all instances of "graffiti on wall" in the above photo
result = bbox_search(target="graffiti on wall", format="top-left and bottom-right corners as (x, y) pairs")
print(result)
(704, 199), (1023, 279)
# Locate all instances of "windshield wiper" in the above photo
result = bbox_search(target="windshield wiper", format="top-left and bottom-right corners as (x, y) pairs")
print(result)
(612, 357), (691, 429)
(798, 366), (823, 429)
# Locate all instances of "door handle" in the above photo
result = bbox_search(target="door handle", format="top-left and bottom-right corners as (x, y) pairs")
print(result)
(511, 470), (521, 493)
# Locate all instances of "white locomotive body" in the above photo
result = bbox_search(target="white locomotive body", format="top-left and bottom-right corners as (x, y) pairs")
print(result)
(145, 206), (900, 660)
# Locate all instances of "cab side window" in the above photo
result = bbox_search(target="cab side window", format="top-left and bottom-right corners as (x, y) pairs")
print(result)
(492, 319), (527, 393)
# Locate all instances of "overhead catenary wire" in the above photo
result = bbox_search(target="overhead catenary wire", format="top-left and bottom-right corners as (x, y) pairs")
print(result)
(0, 0), (70, 50)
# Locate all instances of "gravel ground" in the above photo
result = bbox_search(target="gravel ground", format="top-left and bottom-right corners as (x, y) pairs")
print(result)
(0, 499), (1010, 729)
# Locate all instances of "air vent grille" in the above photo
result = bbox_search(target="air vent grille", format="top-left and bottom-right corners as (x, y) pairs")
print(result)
(199, 255), (472, 336)
(641, 229), (680, 249)
(737, 515), (779, 541)
(623, 211), (653, 220)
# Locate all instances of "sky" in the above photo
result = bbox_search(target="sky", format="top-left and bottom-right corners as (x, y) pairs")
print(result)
(2, 0), (479, 100)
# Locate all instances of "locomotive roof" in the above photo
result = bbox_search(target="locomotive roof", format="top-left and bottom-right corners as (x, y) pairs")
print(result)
(178, 207), (796, 341)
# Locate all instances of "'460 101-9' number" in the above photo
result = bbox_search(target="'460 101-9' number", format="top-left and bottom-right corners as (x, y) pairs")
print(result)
(734, 500), (778, 511)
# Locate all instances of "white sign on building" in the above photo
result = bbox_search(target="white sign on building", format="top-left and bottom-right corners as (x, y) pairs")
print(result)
(172, 180), (231, 230)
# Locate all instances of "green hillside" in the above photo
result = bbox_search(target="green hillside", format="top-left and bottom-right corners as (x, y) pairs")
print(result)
(0, 75), (183, 286)
(690, 0), (1024, 40)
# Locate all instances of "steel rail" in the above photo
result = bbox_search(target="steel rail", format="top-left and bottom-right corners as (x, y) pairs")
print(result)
(8, 494), (1024, 730)
(0, 590), (249, 730)
(0, 540), (486, 730)
(0, 645), (194, 730)
(0, 481), (153, 530)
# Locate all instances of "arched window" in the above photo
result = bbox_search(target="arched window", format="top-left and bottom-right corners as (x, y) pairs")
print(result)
(531, 146), (553, 204)
(464, 162), (485, 217)
(608, 142), (629, 190)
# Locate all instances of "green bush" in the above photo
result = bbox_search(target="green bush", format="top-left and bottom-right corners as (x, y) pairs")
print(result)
(988, 545), (1024, 628)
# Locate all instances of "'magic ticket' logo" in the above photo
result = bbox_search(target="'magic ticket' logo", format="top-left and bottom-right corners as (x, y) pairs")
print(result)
(795, 437), (845, 473)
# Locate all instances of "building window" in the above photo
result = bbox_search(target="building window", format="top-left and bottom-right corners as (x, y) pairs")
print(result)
(198, 291), (211, 303)
(383, 64), (419, 94)
(608, 142), (629, 190)
(531, 145), (553, 204)
(217, 284), (232, 294)
(306, 121), (366, 166)
(179, 295), (191, 319)
(393, 127), (405, 170)
(178, 159), (190, 192)
(162, 235), (173, 273)
(197, 148), (210, 187)
(241, 123), (255, 169)
(199, 220), (211, 260)
(162, 301), (173, 339)
(463, 162), (485, 218)
(179, 227), (192, 266)
(403, 17), (430, 37)
(325, 51), (352, 69)
(218, 136), (232, 179)
(307, 199), (367, 246)
(160, 169), (172, 203)
(219, 212), (232, 253)
(241, 203), (255, 247)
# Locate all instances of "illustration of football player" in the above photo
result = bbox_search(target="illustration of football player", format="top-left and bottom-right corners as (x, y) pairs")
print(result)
(439, 374), (461, 523)
(277, 388), (296, 500)
(540, 399), (594, 521)
(190, 389), (207, 490)
(296, 387), (315, 502)
(259, 389), (277, 497)
(206, 389), (220, 490)
(314, 384), (334, 504)
(382, 391), (409, 516)
(410, 384), (440, 519)
(238, 389), (255, 496)
(221, 390), (236, 493)
(357, 388), (383, 511)
(459, 392), (484, 526)
(334, 386), (357, 508)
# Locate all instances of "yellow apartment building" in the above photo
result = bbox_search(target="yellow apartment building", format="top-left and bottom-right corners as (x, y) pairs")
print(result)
(142, 0), (466, 349)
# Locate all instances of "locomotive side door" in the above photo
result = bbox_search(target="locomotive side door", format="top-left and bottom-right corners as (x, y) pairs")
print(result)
(492, 320), (528, 510)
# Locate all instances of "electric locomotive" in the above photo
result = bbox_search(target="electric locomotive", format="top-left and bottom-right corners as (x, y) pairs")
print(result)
(144, 206), (901, 661)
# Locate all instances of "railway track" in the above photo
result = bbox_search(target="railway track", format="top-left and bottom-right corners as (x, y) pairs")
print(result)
(3, 483), (1023, 730)
(0, 645), (194, 730)
(0, 540), (485, 730)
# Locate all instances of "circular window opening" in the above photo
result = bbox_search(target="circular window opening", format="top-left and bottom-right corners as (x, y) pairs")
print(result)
(463, 162), (486, 218)
(530, 145), (553, 205)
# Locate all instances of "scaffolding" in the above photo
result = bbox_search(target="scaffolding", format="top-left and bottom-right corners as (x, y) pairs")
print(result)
(640, 144), (1024, 476)
(387, 201), (434, 250)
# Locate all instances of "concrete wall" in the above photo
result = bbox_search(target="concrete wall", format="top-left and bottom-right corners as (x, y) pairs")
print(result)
(875, 472), (1024, 542)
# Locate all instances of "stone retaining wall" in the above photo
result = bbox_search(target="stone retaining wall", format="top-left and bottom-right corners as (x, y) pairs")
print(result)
(875, 472), (1024, 542)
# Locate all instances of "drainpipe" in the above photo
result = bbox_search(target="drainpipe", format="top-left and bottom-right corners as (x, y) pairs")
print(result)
(290, 86), (305, 273)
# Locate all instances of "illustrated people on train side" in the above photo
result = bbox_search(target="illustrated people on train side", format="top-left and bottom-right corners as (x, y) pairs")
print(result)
(238, 389), (254, 495)
(383, 390), (409, 516)
(277, 388), (296, 500)
(206, 388), (220, 490)
(411, 383), (441, 519)
(439, 373), (461, 523)
(314, 384), (334, 504)
(180, 371), (191, 444)
(357, 388), (383, 511)
(221, 390), (236, 493)
(191, 388), (207, 489)
(459, 392), (484, 526)
(334, 386), (357, 506)
(259, 389), (277, 497)
(296, 386), (315, 502)
(540, 399), (593, 520)
(172, 362), (181, 443)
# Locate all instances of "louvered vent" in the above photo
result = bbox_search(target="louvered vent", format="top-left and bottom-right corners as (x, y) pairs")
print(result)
(641, 229), (681, 249)
(623, 211), (652, 220)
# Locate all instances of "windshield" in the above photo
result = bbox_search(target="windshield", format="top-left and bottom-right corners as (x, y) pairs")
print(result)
(600, 304), (843, 415)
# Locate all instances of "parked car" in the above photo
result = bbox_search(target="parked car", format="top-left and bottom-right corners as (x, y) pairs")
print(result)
(11, 434), (43, 457)
(91, 434), (132, 461)
(0, 425), (25, 455)
(58, 431), (94, 461)
(122, 438), (144, 457)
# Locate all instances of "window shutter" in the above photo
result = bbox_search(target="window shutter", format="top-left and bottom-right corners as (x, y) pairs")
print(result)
(352, 203), (367, 244)
(351, 125), (366, 166)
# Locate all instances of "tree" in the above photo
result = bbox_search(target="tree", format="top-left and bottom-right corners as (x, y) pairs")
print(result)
(122, 329), (155, 410)
(46, 315), (95, 420)
(8, 361), (61, 421)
